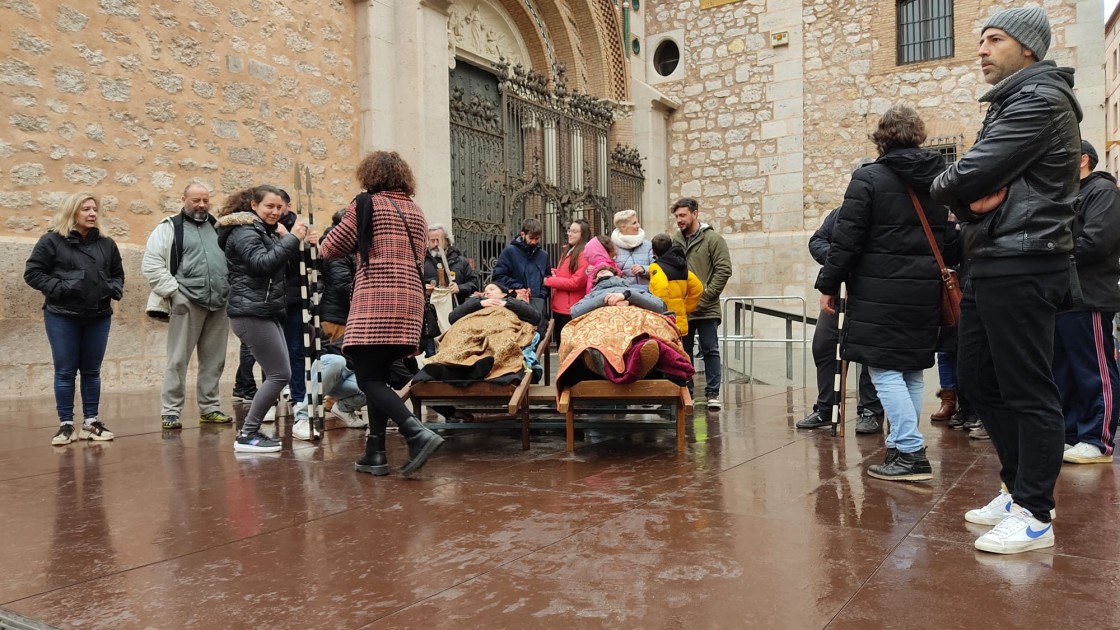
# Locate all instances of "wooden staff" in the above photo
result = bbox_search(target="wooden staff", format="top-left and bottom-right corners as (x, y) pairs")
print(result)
(295, 162), (324, 439)
(831, 281), (848, 438)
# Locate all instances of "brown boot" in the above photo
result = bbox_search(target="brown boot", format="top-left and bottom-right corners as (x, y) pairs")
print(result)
(930, 388), (957, 422)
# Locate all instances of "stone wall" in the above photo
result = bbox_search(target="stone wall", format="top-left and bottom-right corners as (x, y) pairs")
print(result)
(0, 0), (360, 398)
(644, 0), (1099, 335)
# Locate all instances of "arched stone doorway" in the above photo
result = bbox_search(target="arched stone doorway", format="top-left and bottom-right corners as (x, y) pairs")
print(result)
(445, 0), (643, 283)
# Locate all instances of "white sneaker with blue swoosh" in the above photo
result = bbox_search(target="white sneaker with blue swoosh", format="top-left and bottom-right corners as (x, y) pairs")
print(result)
(964, 488), (1014, 525)
(974, 504), (1055, 555)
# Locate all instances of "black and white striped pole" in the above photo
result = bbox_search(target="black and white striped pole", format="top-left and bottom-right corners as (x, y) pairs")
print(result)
(831, 282), (848, 438)
(295, 162), (324, 439)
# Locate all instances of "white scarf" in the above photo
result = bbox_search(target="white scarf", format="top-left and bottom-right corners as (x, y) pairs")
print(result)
(611, 228), (646, 250)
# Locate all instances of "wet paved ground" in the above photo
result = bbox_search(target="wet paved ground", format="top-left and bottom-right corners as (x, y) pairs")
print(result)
(1, 384), (1118, 629)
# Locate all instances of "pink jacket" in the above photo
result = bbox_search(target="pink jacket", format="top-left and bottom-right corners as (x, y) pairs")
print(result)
(543, 252), (588, 315)
(582, 238), (619, 291)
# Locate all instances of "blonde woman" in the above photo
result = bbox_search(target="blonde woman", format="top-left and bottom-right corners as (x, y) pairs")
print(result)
(24, 192), (124, 445)
(611, 209), (654, 286)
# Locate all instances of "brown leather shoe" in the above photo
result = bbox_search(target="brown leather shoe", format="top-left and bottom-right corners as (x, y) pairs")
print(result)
(930, 388), (957, 422)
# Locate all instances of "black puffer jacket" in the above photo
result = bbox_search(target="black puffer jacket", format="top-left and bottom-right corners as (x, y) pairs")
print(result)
(816, 148), (948, 371)
(1071, 171), (1120, 312)
(216, 212), (300, 320)
(24, 229), (124, 318)
(449, 295), (541, 325)
(931, 61), (1083, 277)
(318, 254), (354, 325)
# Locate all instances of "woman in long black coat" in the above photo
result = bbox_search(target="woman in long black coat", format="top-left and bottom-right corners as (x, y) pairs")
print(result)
(816, 103), (948, 482)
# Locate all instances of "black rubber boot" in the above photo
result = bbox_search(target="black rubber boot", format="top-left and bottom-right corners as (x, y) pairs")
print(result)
(396, 416), (444, 476)
(355, 434), (389, 476)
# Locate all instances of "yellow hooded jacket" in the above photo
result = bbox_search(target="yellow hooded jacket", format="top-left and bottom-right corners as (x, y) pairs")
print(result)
(648, 245), (704, 335)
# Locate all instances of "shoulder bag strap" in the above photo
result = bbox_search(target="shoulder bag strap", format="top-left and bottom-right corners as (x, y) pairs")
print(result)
(905, 184), (948, 271)
(385, 196), (427, 291)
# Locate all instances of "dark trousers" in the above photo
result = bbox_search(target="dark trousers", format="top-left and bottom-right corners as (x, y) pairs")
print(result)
(349, 345), (416, 435)
(812, 308), (882, 414)
(1053, 310), (1119, 454)
(44, 312), (111, 424)
(552, 313), (572, 345)
(229, 317), (290, 434)
(284, 304), (306, 404)
(958, 270), (1068, 522)
(683, 318), (721, 396)
(234, 343), (257, 396)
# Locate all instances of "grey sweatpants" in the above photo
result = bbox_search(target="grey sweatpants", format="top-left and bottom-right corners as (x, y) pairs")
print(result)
(161, 294), (229, 417)
(230, 317), (291, 434)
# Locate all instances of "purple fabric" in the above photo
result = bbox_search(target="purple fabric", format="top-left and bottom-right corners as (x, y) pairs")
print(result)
(598, 338), (695, 384)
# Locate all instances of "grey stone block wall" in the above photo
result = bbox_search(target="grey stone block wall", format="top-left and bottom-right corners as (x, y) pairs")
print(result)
(1, 237), (240, 400)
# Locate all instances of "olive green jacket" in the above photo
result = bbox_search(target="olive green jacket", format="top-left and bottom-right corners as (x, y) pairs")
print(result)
(671, 223), (732, 321)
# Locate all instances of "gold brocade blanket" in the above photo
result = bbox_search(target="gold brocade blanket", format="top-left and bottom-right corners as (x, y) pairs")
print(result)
(557, 306), (690, 387)
(424, 306), (536, 382)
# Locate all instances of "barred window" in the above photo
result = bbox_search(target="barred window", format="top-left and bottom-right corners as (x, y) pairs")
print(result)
(897, 0), (954, 65)
(925, 136), (961, 165)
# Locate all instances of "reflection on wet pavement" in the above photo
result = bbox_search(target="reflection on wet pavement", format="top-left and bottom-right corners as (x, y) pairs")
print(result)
(0, 386), (1116, 628)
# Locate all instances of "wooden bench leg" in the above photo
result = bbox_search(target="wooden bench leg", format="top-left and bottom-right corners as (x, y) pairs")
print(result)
(566, 406), (575, 453)
(675, 402), (685, 453)
(521, 404), (530, 451)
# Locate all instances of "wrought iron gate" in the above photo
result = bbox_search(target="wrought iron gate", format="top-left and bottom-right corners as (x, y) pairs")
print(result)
(449, 60), (644, 283)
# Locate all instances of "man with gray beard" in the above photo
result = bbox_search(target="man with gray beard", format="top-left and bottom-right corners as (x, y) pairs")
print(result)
(142, 183), (233, 430)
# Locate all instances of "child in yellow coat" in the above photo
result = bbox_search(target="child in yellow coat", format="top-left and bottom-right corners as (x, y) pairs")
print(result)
(648, 233), (704, 336)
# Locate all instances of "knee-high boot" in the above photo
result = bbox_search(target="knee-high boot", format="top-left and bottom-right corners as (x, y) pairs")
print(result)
(355, 433), (389, 476)
(396, 416), (444, 476)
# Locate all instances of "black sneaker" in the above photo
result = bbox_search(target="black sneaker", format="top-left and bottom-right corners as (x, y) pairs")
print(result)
(234, 431), (281, 453)
(855, 410), (884, 434)
(796, 410), (831, 429)
(51, 423), (76, 446)
(962, 414), (983, 431)
(947, 411), (967, 430)
(867, 447), (932, 482)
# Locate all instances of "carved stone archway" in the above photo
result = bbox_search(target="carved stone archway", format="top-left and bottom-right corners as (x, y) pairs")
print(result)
(447, 0), (532, 70)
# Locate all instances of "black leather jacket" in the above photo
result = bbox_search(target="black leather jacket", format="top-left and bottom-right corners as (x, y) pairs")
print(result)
(216, 212), (300, 320)
(1071, 171), (1120, 312)
(24, 229), (124, 318)
(931, 61), (1083, 277)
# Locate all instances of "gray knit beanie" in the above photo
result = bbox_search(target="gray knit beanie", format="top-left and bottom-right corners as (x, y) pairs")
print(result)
(982, 6), (1051, 61)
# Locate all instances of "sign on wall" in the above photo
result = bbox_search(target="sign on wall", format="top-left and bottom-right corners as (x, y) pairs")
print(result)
(700, 0), (746, 9)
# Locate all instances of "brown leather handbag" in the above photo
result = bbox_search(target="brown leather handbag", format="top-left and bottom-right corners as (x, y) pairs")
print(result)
(907, 185), (961, 327)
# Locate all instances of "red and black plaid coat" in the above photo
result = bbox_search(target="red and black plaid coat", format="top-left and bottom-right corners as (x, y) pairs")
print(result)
(319, 190), (428, 349)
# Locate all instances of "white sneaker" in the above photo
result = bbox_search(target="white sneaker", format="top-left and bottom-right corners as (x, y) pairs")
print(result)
(292, 418), (312, 441)
(1062, 442), (1113, 464)
(1063, 443), (1073, 452)
(706, 397), (721, 410)
(262, 405), (276, 423)
(79, 419), (114, 441)
(331, 405), (368, 429)
(964, 488), (1014, 525)
(965, 487), (1056, 525)
(974, 504), (1055, 554)
(281, 386), (291, 401)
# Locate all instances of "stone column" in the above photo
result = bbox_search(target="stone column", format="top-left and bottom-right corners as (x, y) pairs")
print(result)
(355, 0), (453, 226)
(630, 81), (679, 233)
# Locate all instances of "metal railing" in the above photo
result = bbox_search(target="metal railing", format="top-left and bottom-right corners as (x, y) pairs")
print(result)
(719, 296), (812, 388)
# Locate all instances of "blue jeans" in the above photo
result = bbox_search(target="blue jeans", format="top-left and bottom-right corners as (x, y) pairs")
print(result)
(683, 318), (721, 396)
(936, 352), (957, 389)
(868, 367), (925, 453)
(44, 312), (111, 424)
(297, 354), (366, 421)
